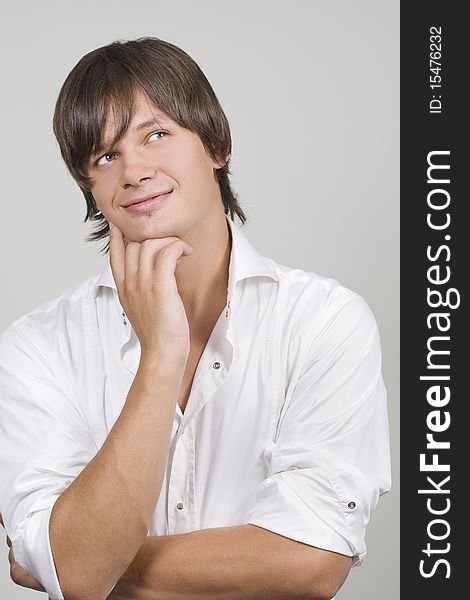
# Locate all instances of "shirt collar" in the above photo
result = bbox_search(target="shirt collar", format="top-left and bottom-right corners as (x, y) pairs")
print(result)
(95, 215), (278, 372)
(95, 214), (278, 299)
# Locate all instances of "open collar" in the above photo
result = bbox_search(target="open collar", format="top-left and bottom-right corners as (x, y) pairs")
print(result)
(94, 215), (279, 364)
(95, 215), (278, 299)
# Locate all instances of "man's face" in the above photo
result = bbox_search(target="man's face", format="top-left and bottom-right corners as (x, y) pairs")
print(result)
(87, 92), (225, 242)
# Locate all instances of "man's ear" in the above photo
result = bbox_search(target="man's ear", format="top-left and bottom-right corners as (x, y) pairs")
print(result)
(213, 153), (230, 170)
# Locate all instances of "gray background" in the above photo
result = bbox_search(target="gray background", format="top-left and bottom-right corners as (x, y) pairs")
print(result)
(0, 1), (399, 598)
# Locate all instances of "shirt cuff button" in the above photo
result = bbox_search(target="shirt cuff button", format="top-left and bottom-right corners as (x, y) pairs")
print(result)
(348, 501), (357, 510)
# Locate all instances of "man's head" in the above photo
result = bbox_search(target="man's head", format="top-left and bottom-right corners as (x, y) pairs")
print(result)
(53, 37), (246, 250)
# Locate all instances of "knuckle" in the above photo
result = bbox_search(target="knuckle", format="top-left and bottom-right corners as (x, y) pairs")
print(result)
(166, 239), (184, 252)
(158, 245), (173, 257)
(126, 241), (140, 254)
(140, 239), (154, 250)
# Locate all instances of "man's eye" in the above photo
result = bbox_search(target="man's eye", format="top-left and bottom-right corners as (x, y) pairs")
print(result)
(97, 152), (117, 166)
(148, 131), (166, 142)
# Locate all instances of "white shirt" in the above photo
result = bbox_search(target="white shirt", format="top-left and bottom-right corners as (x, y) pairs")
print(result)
(0, 216), (391, 600)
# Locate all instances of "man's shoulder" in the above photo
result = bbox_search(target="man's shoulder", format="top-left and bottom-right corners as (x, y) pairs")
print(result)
(0, 272), (102, 357)
(268, 257), (362, 309)
(266, 257), (377, 338)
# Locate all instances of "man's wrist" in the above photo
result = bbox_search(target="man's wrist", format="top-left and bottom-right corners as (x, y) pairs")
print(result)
(136, 353), (185, 387)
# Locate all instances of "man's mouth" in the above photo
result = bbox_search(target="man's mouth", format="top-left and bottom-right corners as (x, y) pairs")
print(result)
(122, 190), (173, 213)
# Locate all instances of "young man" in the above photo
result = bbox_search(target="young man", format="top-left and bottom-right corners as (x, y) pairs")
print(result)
(0, 38), (391, 600)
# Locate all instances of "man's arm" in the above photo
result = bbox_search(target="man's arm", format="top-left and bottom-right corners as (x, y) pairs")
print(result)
(50, 229), (194, 600)
(110, 525), (352, 600)
(50, 356), (181, 600)
(1, 519), (350, 600)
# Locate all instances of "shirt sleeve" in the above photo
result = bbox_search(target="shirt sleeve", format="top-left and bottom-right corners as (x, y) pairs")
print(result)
(247, 294), (392, 566)
(0, 322), (96, 599)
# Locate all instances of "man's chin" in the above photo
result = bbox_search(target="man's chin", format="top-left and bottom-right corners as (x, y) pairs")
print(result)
(124, 226), (173, 243)
(123, 230), (182, 245)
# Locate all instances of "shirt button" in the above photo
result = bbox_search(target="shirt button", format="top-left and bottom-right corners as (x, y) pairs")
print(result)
(212, 361), (221, 370)
(348, 501), (356, 510)
(176, 502), (184, 510)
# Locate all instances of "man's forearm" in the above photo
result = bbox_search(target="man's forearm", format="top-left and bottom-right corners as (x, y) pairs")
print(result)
(50, 357), (182, 600)
(110, 524), (352, 600)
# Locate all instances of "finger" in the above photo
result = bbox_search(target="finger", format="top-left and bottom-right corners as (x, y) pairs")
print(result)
(7, 543), (44, 590)
(10, 558), (46, 592)
(124, 241), (142, 289)
(109, 223), (126, 289)
(17, 572), (46, 592)
(138, 237), (186, 280)
(154, 240), (193, 280)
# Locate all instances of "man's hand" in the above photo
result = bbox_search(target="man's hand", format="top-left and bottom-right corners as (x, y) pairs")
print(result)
(109, 222), (193, 369)
(0, 513), (46, 592)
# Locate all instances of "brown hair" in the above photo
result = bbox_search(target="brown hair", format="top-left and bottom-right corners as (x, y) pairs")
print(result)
(53, 37), (246, 253)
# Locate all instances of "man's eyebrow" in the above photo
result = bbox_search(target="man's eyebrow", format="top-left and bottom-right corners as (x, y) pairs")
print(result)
(134, 115), (172, 132)
(92, 115), (172, 157)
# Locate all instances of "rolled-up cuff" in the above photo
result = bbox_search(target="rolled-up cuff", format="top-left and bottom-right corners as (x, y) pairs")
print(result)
(12, 497), (64, 600)
(247, 470), (372, 567)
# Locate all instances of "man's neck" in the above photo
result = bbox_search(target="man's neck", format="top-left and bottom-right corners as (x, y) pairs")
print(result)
(175, 209), (231, 324)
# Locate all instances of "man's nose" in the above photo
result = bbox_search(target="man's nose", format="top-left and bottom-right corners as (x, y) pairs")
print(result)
(120, 151), (156, 188)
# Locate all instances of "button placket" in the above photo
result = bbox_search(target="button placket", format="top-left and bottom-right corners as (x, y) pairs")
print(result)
(167, 426), (189, 533)
(169, 421), (197, 533)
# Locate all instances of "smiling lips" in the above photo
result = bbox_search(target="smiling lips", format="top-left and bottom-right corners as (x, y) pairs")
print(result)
(123, 190), (173, 213)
